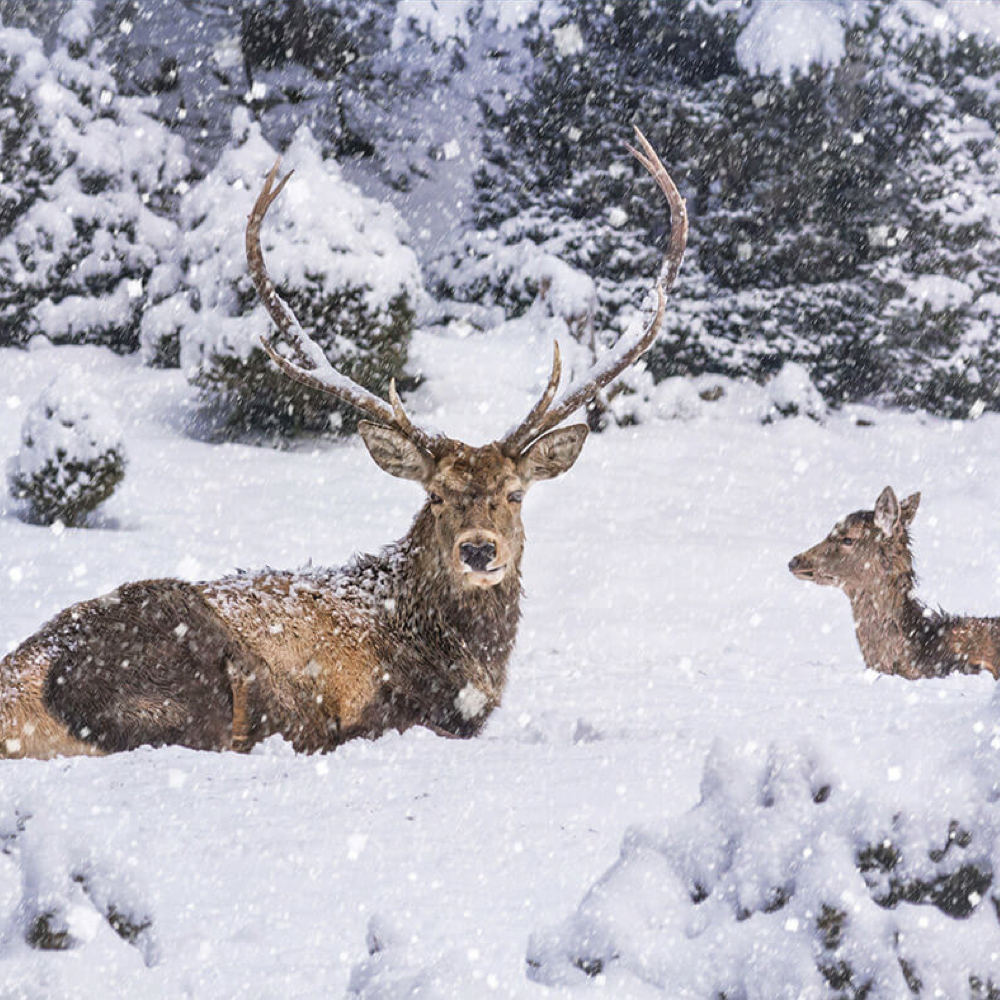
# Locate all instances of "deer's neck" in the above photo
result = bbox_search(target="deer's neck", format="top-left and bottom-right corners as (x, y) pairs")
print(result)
(391, 507), (521, 668)
(844, 566), (939, 679)
(345, 506), (522, 733)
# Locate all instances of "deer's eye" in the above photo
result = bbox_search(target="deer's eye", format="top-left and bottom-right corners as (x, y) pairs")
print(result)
(428, 492), (444, 505)
(508, 490), (524, 504)
(840, 537), (855, 547)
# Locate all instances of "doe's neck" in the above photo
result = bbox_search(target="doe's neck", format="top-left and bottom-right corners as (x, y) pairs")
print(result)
(844, 563), (932, 677)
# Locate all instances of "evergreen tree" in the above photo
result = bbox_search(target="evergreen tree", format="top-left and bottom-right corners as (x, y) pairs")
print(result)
(0, 1), (188, 351)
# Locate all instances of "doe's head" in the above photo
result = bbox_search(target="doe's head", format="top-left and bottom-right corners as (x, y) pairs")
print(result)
(359, 422), (587, 589)
(788, 486), (921, 591)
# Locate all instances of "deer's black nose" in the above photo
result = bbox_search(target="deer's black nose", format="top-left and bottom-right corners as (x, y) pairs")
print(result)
(788, 556), (803, 573)
(460, 541), (496, 572)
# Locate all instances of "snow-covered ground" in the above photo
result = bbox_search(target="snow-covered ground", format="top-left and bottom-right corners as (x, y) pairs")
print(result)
(1, 341), (999, 997)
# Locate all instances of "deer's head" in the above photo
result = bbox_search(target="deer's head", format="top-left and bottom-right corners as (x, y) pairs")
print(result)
(358, 424), (586, 588)
(789, 486), (921, 592)
(245, 128), (686, 591)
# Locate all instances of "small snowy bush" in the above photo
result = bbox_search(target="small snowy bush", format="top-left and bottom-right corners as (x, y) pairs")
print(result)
(528, 737), (1000, 997)
(0, 5), (188, 351)
(8, 373), (127, 527)
(145, 110), (422, 438)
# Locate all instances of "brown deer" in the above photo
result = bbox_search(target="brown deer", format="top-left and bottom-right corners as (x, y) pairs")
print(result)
(789, 486), (1000, 680)
(0, 128), (687, 758)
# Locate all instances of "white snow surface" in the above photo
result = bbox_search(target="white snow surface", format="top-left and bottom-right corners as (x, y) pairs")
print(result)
(2, 342), (1000, 996)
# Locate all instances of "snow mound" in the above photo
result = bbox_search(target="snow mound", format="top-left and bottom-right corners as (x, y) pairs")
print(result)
(0, 796), (157, 993)
(347, 914), (483, 999)
(528, 729), (1000, 996)
(7, 368), (127, 527)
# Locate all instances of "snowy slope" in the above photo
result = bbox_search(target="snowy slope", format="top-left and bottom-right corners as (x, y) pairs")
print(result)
(1, 341), (999, 997)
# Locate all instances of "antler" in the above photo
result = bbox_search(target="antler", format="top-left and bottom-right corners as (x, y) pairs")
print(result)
(499, 126), (687, 454)
(246, 159), (446, 454)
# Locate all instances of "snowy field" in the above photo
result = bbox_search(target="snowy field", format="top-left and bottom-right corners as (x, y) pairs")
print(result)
(2, 340), (1000, 997)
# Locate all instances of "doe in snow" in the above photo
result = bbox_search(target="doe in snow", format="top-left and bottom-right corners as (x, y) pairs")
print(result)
(789, 486), (1000, 680)
(0, 127), (688, 758)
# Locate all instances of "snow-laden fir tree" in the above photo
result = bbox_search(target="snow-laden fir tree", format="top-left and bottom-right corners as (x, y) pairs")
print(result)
(142, 110), (423, 437)
(0, 1), (188, 351)
(7, 368), (127, 527)
(465, 0), (1000, 417)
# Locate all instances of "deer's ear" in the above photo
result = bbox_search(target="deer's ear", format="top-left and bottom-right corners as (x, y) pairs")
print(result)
(901, 492), (921, 526)
(358, 422), (434, 483)
(518, 425), (588, 483)
(874, 486), (901, 536)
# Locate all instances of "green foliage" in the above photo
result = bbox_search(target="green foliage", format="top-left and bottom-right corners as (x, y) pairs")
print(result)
(192, 290), (414, 438)
(9, 450), (126, 528)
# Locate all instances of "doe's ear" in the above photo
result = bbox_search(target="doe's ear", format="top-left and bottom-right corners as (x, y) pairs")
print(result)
(901, 492), (921, 526)
(873, 485), (901, 537)
(358, 422), (434, 483)
(518, 424), (588, 484)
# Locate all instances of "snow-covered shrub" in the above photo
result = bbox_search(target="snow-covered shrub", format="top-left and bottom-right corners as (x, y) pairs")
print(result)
(7, 372), (127, 527)
(145, 111), (422, 437)
(347, 913), (483, 999)
(528, 737), (1000, 997)
(0, 797), (157, 966)
(0, 4), (188, 351)
(763, 361), (827, 422)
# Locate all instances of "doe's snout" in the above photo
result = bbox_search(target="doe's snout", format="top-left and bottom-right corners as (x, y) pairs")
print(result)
(459, 540), (497, 572)
(788, 553), (814, 580)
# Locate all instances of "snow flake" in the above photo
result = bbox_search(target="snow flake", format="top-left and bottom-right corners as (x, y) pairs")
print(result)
(455, 682), (488, 720)
(347, 833), (367, 861)
(552, 24), (584, 57)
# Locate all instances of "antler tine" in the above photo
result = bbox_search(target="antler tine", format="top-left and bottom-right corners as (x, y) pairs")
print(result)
(498, 341), (562, 454)
(515, 127), (686, 448)
(625, 125), (687, 291)
(387, 377), (441, 453)
(247, 158), (445, 452)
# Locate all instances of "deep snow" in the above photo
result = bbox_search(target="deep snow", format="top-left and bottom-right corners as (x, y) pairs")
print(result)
(1, 340), (999, 997)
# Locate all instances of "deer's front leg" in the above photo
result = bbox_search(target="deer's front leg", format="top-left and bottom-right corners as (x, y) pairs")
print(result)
(226, 659), (255, 753)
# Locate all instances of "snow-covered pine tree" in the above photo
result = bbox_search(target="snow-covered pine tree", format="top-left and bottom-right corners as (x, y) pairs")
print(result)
(0, 1), (188, 351)
(466, 0), (1000, 418)
(144, 110), (422, 437)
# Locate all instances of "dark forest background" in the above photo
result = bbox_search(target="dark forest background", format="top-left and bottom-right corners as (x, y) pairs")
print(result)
(2, 0), (999, 436)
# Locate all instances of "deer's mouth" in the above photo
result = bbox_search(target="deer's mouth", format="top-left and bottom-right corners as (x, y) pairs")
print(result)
(462, 563), (508, 587)
(788, 556), (816, 581)
(789, 556), (840, 587)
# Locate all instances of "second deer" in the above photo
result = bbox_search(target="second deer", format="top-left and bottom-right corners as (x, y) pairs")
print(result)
(789, 486), (1000, 680)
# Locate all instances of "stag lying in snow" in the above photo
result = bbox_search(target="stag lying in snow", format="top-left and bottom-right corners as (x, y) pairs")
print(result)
(0, 128), (687, 758)
(789, 486), (1000, 680)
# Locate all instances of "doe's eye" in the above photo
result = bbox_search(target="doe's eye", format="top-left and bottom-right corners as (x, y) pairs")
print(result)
(840, 537), (855, 547)
(429, 492), (444, 505)
(508, 490), (525, 504)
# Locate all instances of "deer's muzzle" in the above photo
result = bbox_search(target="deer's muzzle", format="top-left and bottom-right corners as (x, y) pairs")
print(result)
(788, 554), (814, 580)
(455, 532), (507, 587)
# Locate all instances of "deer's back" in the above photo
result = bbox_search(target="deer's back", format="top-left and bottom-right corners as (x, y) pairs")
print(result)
(939, 616), (1000, 679)
(0, 571), (388, 757)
